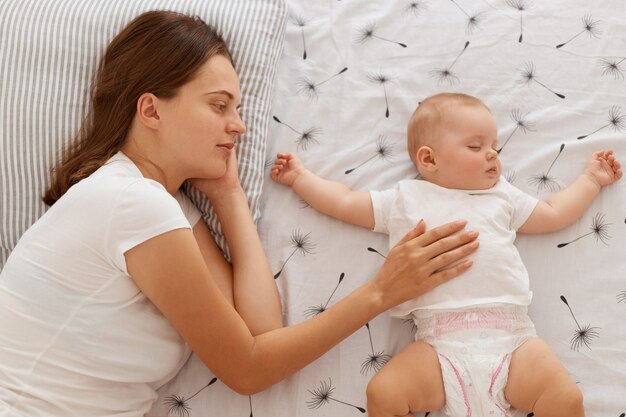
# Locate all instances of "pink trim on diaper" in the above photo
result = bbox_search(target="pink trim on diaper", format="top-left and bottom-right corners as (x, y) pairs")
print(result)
(434, 309), (512, 337)
(439, 353), (472, 417)
(488, 354), (511, 416)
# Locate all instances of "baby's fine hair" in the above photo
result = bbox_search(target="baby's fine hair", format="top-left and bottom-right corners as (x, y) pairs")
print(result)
(407, 93), (490, 165)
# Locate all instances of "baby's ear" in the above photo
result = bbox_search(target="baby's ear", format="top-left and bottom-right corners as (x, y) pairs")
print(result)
(416, 146), (437, 172)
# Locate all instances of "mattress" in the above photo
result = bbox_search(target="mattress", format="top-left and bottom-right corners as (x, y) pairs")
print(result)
(151, 1), (626, 415)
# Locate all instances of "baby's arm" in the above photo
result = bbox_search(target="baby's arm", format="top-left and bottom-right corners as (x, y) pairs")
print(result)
(271, 152), (375, 229)
(518, 150), (622, 234)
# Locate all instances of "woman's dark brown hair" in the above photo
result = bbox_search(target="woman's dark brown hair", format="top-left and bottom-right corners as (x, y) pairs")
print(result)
(43, 10), (232, 205)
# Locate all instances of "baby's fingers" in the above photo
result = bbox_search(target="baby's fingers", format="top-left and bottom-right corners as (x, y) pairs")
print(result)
(614, 161), (623, 180)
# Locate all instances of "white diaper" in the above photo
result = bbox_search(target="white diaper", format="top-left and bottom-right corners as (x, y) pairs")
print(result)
(412, 304), (536, 417)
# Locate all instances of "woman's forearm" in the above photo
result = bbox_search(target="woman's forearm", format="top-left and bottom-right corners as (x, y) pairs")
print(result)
(210, 187), (282, 334)
(219, 279), (386, 394)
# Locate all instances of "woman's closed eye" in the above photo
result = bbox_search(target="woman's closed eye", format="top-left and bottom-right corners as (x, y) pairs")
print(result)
(213, 102), (228, 112)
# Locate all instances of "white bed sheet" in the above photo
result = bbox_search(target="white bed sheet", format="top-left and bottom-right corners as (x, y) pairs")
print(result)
(151, 1), (626, 416)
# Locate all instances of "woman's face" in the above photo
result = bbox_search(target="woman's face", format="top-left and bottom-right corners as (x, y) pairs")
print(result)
(157, 54), (246, 180)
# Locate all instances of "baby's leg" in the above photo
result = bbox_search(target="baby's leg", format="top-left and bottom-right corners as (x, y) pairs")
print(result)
(505, 338), (584, 417)
(366, 340), (445, 417)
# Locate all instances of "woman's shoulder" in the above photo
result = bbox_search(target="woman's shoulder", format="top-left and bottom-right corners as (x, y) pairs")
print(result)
(83, 153), (172, 202)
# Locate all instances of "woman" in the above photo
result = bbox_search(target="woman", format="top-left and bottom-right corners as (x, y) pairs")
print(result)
(0, 11), (478, 417)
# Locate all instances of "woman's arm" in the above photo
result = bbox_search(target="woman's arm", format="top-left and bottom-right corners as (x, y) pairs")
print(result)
(125, 219), (478, 395)
(188, 151), (281, 335)
(191, 219), (235, 305)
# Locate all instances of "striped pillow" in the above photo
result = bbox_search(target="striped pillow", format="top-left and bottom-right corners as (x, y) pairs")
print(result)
(0, 0), (287, 267)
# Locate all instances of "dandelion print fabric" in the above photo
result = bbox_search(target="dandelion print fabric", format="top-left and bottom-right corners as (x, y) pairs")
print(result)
(151, 1), (626, 416)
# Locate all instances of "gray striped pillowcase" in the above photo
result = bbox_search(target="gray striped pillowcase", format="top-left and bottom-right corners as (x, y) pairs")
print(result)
(0, 0), (287, 267)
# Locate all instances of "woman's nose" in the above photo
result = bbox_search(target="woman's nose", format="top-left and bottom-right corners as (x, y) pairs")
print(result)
(229, 112), (247, 135)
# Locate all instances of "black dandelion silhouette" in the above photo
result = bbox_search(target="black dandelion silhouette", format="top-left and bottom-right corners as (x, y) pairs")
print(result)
(292, 15), (309, 59)
(498, 108), (536, 154)
(560, 295), (600, 351)
(272, 116), (322, 151)
(616, 291), (626, 303)
(164, 395), (191, 417)
(520, 61), (565, 99)
(449, 0), (483, 33)
(355, 21), (407, 48)
(248, 395), (254, 417)
(274, 229), (316, 279)
(345, 135), (394, 174)
(403, 318), (419, 335)
(431, 41), (469, 85)
(556, 14), (601, 49)
(504, 169), (517, 184)
(304, 272), (345, 318)
(264, 156), (275, 171)
(163, 377), (218, 417)
(366, 246), (387, 259)
(506, 0), (529, 42)
(367, 71), (394, 117)
(527, 143), (564, 193)
(307, 378), (366, 413)
(577, 106), (625, 140)
(404, 0), (428, 18)
(298, 197), (311, 209)
(598, 57), (625, 81)
(361, 322), (391, 375)
(557, 212), (611, 248)
(297, 67), (348, 100)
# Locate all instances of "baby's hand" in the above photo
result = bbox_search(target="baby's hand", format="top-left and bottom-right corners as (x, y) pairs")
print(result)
(584, 150), (622, 187)
(271, 152), (306, 186)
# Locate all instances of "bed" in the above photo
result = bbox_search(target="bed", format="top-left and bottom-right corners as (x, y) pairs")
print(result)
(150, 1), (626, 416)
(1, 0), (624, 416)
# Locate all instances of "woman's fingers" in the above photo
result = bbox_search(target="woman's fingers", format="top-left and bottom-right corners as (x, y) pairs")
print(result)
(394, 220), (426, 246)
(412, 225), (478, 263)
(427, 239), (479, 274)
(427, 258), (474, 288)
(410, 220), (468, 247)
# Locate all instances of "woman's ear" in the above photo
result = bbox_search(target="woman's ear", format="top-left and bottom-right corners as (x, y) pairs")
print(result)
(136, 93), (161, 130)
(416, 146), (437, 172)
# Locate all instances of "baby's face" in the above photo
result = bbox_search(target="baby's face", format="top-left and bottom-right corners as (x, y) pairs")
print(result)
(430, 105), (501, 190)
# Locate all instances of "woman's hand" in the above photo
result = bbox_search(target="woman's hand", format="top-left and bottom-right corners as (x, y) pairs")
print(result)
(190, 147), (242, 201)
(370, 220), (479, 311)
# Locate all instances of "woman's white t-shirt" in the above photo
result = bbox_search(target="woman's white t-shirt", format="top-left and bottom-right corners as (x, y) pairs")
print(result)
(0, 152), (201, 416)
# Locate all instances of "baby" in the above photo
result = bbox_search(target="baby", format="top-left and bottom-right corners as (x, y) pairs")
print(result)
(271, 93), (622, 417)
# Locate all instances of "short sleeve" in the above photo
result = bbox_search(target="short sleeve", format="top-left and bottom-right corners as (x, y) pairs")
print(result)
(174, 190), (202, 228)
(370, 188), (399, 234)
(108, 180), (193, 273)
(500, 178), (539, 230)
